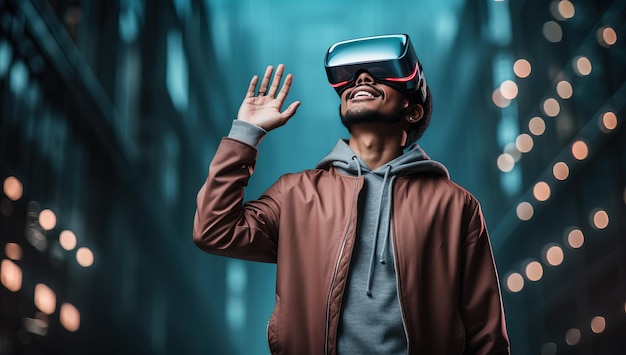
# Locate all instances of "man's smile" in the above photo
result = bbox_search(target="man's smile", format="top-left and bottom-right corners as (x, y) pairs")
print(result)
(352, 90), (376, 99)
(347, 85), (383, 101)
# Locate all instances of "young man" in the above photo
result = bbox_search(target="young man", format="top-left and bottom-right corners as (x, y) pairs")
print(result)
(193, 34), (510, 354)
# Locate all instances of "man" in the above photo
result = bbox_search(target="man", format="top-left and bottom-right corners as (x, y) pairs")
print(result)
(193, 34), (510, 354)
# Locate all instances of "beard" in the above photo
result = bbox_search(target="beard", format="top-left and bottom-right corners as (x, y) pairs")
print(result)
(339, 105), (403, 131)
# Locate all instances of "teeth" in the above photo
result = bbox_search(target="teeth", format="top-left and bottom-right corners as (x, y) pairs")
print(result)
(353, 91), (374, 98)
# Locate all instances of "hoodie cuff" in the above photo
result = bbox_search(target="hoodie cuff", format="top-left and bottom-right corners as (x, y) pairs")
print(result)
(227, 120), (267, 148)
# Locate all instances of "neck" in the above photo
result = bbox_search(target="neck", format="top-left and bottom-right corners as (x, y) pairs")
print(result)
(348, 123), (404, 170)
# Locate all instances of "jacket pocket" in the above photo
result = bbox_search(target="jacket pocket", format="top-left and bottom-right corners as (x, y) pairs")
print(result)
(267, 295), (280, 354)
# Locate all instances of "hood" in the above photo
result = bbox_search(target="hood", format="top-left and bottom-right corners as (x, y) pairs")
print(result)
(316, 139), (450, 179)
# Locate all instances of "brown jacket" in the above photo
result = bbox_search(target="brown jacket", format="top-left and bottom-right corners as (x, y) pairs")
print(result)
(193, 138), (510, 354)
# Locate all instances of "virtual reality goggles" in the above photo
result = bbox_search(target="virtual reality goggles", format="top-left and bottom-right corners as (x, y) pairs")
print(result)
(324, 34), (427, 103)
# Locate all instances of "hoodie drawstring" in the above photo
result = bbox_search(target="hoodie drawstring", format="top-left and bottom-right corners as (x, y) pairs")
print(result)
(379, 175), (396, 265)
(351, 156), (362, 177)
(365, 165), (394, 297)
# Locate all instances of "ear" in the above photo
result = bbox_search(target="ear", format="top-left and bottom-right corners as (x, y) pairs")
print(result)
(403, 103), (424, 124)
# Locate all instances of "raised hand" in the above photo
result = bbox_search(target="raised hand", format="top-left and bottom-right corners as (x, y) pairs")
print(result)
(237, 64), (301, 132)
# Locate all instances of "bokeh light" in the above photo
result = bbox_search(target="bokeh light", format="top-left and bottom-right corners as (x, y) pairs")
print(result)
(506, 272), (524, 293)
(553, 162), (569, 180)
(60, 230), (78, 251)
(545, 245), (564, 266)
(558, 1), (575, 19)
(497, 153), (515, 172)
(533, 181), (551, 202)
(517, 202), (534, 221)
(556, 80), (573, 99)
(1, 259), (22, 292)
(592, 210), (609, 230)
(567, 228), (584, 249)
(600, 111), (617, 132)
(543, 98), (560, 117)
(529, 117), (546, 136)
(34, 283), (56, 315)
(515, 134), (534, 153)
(3, 176), (23, 201)
(60, 303), (81, 332)
(5, 243), (22, 260)
(504, 143), (522, 162)
(514, 59), (531, 78)
(492, 88), (511, 108)
(597, 26), (617, 47)
(543, 21), (563, 43)
(525, 261), (544, 281)
(500, 80), (518, 100)
(590, 316), (606, 334)
(76, 247), (95, 267)
(574, 56), (592, 76)
(565, 328), (581, 345)
(571, 140), (588, 160)
(39, 209), (57, 231)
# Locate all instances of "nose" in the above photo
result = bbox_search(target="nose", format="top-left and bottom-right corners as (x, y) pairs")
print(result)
(355, 71), (375, 85)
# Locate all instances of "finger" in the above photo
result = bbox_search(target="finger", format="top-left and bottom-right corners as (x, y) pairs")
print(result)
(267, 64), (285, 98)
(246, 75), (259, 98)
(275, 73), (294, 103)
(276, 101), (301, 126)
(283, 101), (301, 117)
(258, 65), (273, 95)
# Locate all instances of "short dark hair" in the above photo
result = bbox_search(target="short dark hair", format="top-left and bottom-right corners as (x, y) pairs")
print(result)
(405, 85), (432, 146)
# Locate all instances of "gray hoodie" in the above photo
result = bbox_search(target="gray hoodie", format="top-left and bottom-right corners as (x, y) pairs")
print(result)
(317, 139), (449, 355)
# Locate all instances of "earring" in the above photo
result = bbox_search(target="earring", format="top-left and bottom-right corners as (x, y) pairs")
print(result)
(409, 116), (415, 122)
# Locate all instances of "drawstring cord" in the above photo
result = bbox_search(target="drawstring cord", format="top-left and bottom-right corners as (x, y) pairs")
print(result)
(379, 175), (396, 265)
(365, 165), (393, 297)
(352, 156), (362, 177)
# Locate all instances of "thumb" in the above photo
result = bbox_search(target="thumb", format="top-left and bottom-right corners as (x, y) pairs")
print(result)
(280, 101), (301, 120)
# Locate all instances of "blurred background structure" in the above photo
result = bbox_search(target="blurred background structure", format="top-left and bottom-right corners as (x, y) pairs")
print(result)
(0, 0), (624, 354)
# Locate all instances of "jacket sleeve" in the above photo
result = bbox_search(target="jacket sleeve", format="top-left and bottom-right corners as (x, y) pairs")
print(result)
(193, 137), (280, 263)
(460, 201), (510, 354)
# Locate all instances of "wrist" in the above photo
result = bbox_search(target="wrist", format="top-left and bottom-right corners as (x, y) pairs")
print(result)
(228, 120), (267, 147)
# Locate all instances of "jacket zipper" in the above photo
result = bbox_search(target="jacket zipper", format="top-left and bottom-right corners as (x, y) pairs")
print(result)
(324, 177), (361, 355)
(266, 319), (272, 354)
(324, 226), (350, 355)
(392, 225), (411, 354)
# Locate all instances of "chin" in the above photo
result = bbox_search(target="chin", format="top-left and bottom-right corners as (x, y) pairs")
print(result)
(340, 109), (400, 130)
(341, 110), (374, 129)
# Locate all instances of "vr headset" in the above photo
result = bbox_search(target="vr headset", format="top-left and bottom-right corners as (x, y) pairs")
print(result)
(324, 34), (427, 103)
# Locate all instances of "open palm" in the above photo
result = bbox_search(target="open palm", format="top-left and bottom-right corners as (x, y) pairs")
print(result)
(237, 64), (301, 131)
